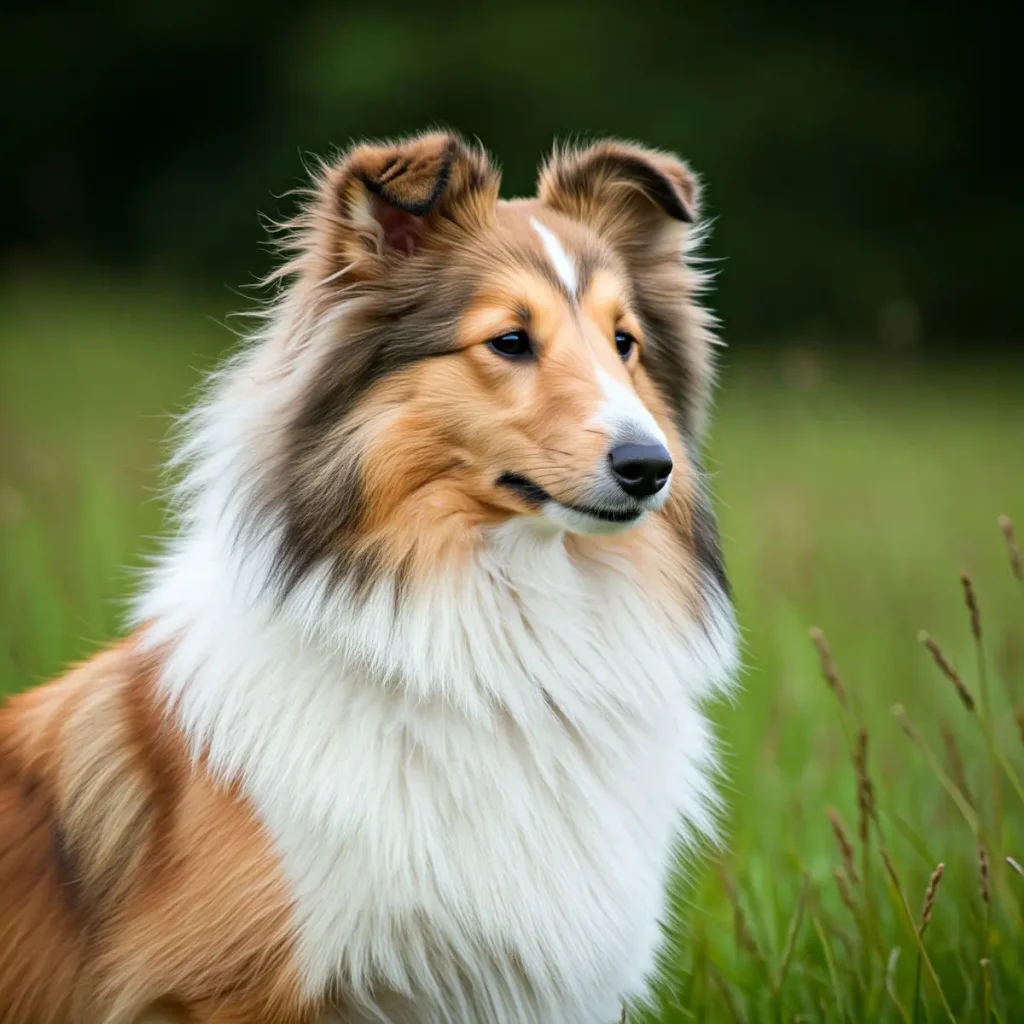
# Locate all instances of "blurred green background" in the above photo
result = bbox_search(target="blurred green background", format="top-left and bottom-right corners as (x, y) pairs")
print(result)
(4, 1), (1022, 341)
(3, 3), (1024, 1020)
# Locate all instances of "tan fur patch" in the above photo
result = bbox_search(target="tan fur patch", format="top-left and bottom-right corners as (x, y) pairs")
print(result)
(0, 640), (312, 1023)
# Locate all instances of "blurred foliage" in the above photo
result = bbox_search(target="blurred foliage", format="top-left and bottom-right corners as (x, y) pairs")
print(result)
(2, 0), (1021, 342)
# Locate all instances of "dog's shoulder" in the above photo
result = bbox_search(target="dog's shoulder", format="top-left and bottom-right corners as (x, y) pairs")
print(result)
(1, 642), (314, 1022)
(0, 648), (129, 1019)
(3, 640), (177, 923)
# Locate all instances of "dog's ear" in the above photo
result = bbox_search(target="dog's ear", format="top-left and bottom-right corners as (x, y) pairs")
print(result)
(302, 131), (499, 283)
(537, 141), (699, 257)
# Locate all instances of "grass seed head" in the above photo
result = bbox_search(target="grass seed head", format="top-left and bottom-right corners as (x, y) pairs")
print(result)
(810, 627), (848, 708)
(918, 862), (945, 935)
(919, 631), (976, 712)
(979, 846), (990, 905)
(960, 571), (982, 641)
(834, 867), (857, 917)
(827, 807), (859, 885)
(999, 514), (1023, 582)
(853, 726), (867, 774)
(852, 726), (876, 843)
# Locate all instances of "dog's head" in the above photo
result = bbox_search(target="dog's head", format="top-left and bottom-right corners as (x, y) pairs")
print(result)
(241, 131), (724, 598)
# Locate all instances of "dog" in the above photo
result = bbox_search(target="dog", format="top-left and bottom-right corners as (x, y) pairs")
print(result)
(0, 131), (738, 1024)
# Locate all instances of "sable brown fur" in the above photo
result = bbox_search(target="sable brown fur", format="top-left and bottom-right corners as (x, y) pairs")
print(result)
(0, 640), (307, 1023)
(1, 128), (728, 1023)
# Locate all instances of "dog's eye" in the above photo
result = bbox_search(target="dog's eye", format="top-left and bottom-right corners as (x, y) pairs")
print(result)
(614, 331), (637, 359)
(488, 331), (533, 360)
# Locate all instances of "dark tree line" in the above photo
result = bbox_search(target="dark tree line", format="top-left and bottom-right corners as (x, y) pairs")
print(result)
(3, 0), (1020, 343)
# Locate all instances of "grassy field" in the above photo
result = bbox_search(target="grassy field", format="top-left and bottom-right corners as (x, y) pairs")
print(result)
(2, 280), (1023, 1021)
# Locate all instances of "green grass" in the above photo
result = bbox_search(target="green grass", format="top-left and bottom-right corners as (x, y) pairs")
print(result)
(2, 280), (1023, 1021)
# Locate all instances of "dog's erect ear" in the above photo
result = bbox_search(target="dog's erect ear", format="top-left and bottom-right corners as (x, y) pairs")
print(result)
(305, 131), (499, 282)
(537, 141), (699, 251)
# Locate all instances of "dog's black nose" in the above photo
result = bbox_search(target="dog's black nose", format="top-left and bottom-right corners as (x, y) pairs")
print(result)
(608, 443), (673, 498)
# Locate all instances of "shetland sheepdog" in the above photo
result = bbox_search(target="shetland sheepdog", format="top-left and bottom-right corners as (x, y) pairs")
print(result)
(0, 131), (738, 1024)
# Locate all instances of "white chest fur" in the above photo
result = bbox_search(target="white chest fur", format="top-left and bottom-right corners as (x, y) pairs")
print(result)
(141, 523), (737, 1024)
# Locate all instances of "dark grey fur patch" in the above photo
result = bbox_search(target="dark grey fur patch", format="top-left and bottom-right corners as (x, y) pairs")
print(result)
(635, 297), (696, 442)
(6, 765), (84, 923)
(631, 292), (729, 599)
(690, 476), (730, 598)
(267, 261), (477, 600)
(589, 151), (692, 223)
(543, 149), (693, 224)
(358, 141), (454, 217)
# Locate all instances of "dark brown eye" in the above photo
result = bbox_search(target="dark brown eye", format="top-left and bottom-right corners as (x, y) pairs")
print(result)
(488, 330), (533, 359)
(614, 331), (637, 359)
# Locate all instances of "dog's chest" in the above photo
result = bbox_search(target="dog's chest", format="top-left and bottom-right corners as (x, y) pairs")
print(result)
(255, 682), (710, 1023)
(152, 530), (735, 1022)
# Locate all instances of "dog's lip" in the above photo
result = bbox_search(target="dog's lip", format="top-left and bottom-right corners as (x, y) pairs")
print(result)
(497, 472), (644, 524)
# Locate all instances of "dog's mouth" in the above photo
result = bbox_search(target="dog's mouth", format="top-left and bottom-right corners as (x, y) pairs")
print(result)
(497, 472), (644, 524)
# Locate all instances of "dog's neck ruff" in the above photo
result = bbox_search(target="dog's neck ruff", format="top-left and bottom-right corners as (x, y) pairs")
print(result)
(134, 365), (738, 1021)
(140, 511), (736, 800)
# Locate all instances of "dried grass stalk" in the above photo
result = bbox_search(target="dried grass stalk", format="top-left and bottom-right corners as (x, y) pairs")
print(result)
(919, 631), (976, 712)
(852, 727), (876, 844)
(720, 869), (770, 979)
(960, 572), (982, 641)
(834, 867), (857, 918)
(999, 515), (1023, 582)
(827, 808), (859, 885)
(810, 627), (848, 708)
(918, 863), (945, 936)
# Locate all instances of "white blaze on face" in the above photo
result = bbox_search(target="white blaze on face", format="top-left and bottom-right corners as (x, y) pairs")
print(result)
(592, 365), (668, 448)
(530, 216), (578, 296)
(528, 216), (663, 446)
(527, 212), (670, 535)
